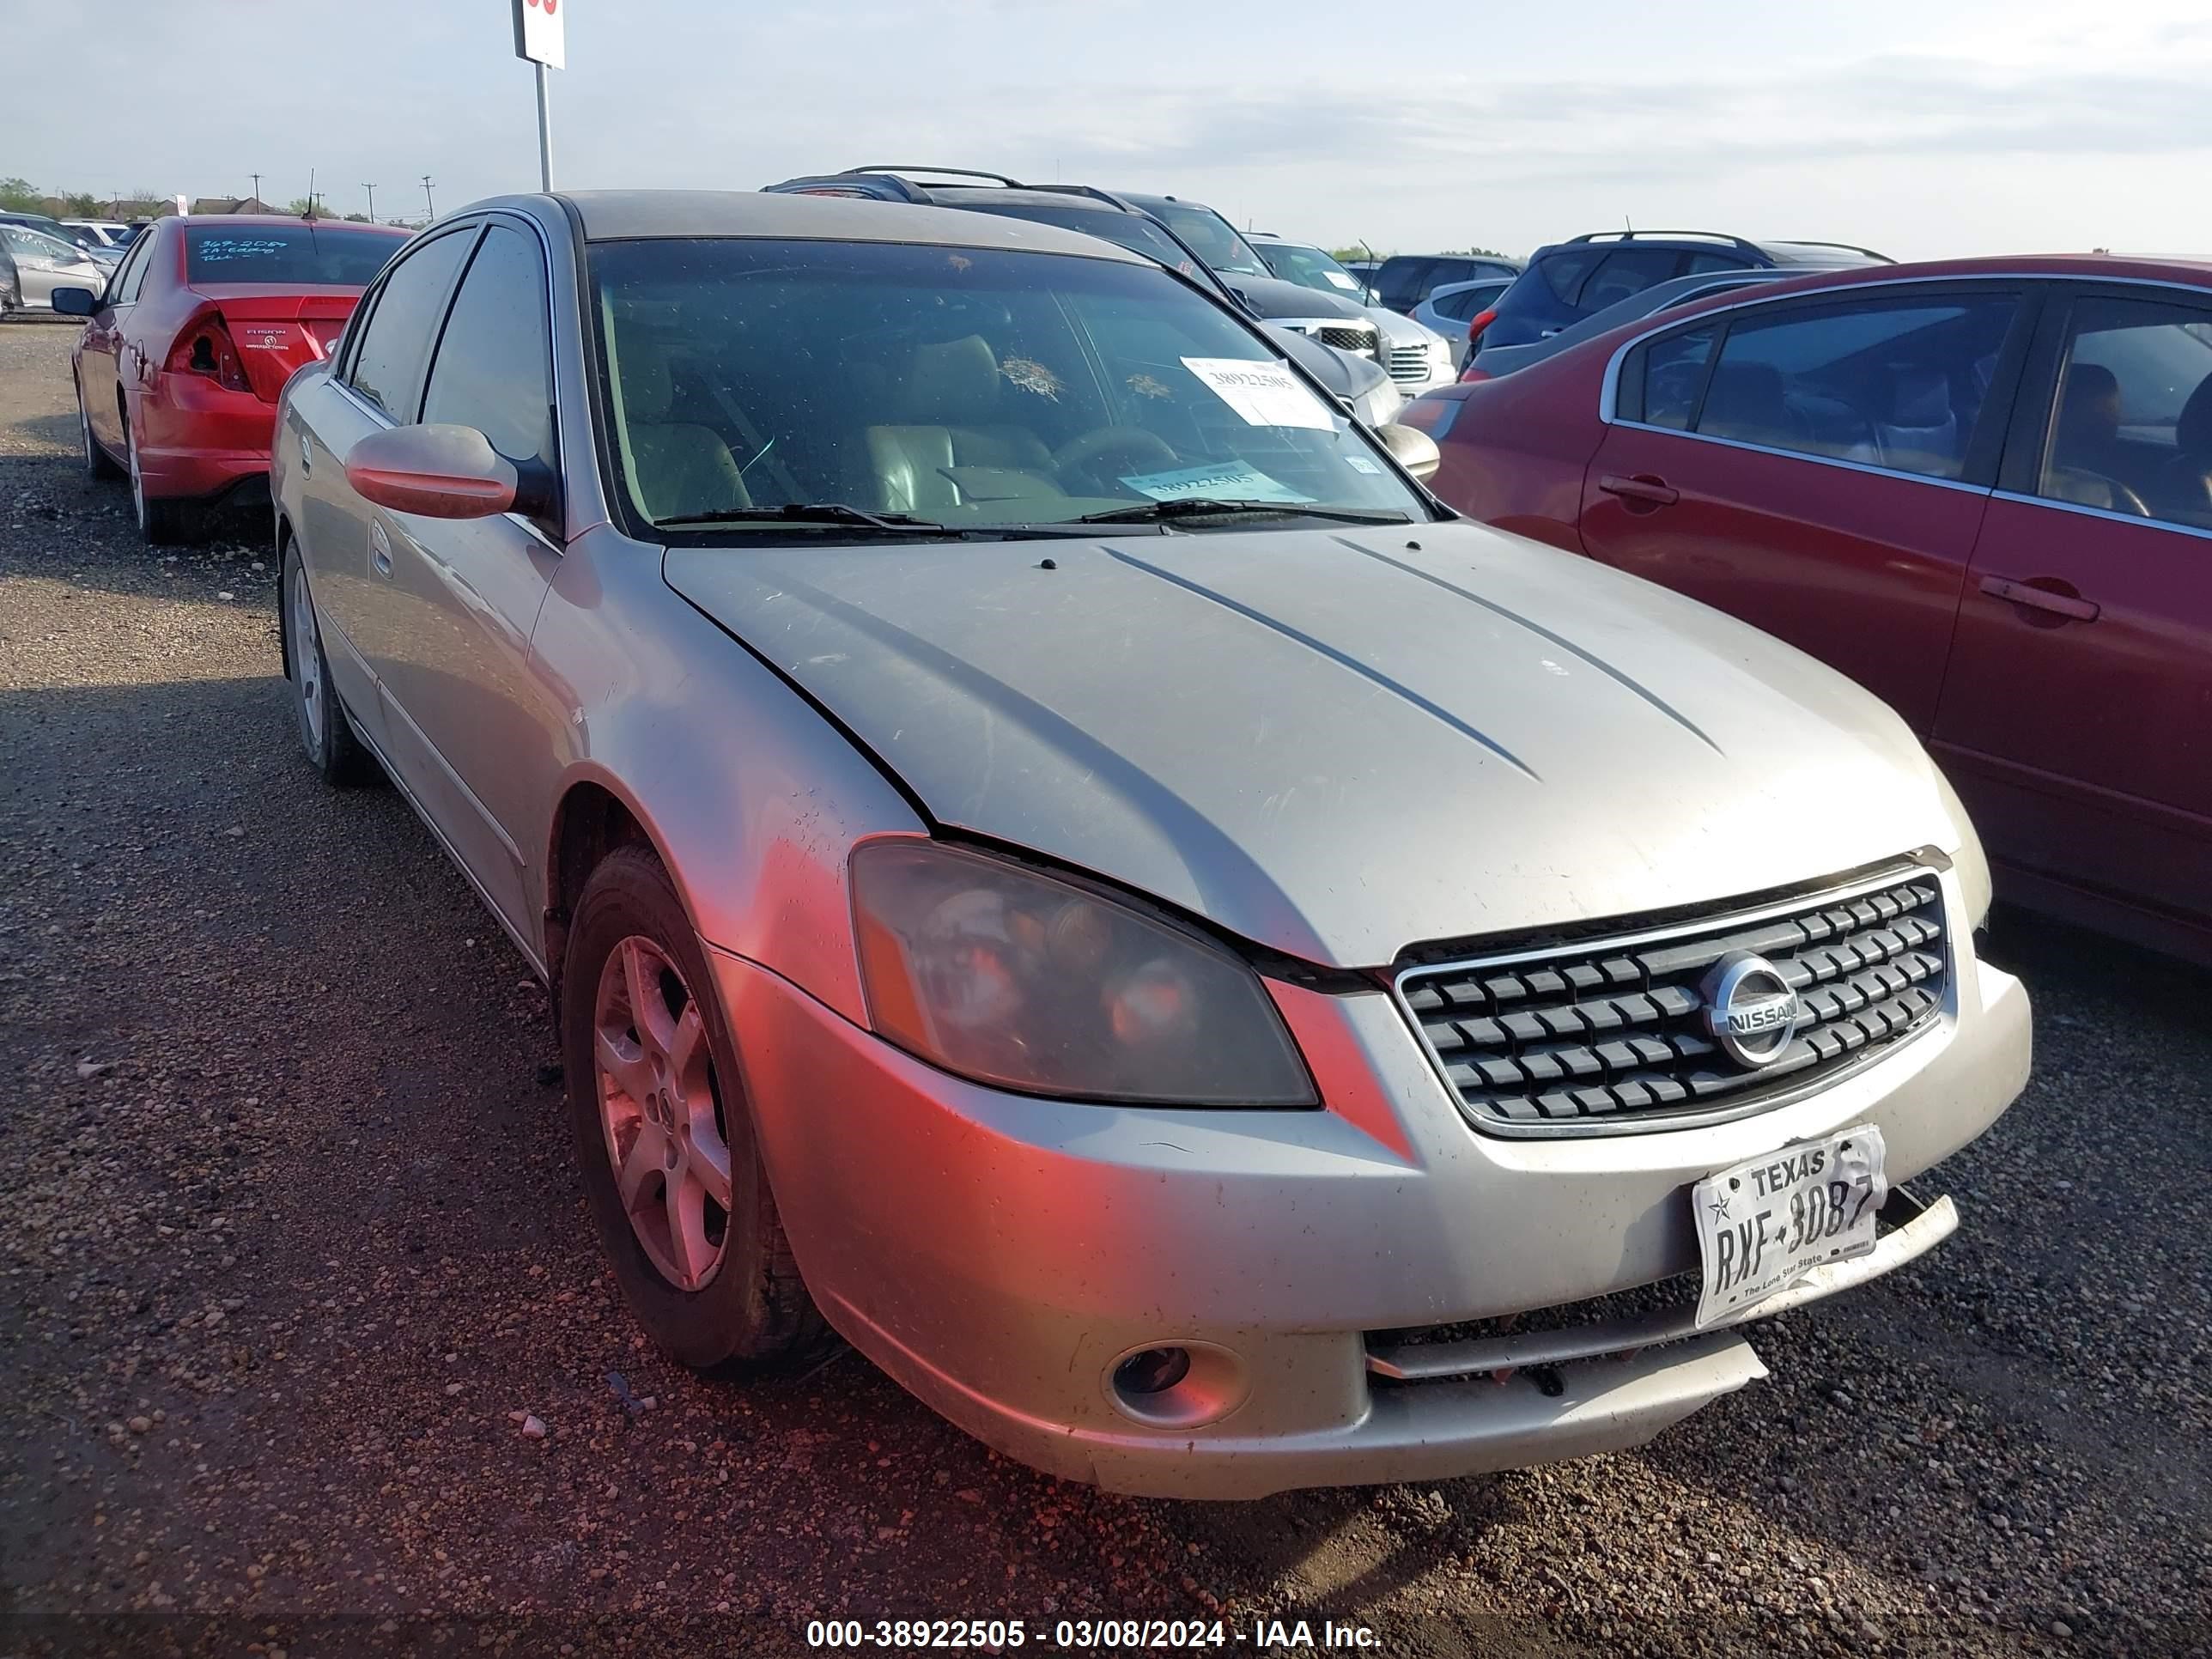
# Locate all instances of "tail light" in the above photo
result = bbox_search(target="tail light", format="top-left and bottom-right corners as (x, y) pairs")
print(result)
(1458, 363), (1492, 385)
(1464, 307), (1498, 344)
(165, 313), (253, 394)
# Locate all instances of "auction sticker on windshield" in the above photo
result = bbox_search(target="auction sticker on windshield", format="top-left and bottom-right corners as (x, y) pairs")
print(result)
(1181, 358), (1334, 430)
(1691, 1125), (1887, 1328)
(1120, 461), (1313, 504)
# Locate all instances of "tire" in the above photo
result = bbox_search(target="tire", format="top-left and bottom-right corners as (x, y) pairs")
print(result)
(281, 542), (374, 786)
(77, 370), (123, 480)
(126, 416), (203, 545)
(562, 845), (827, 1373)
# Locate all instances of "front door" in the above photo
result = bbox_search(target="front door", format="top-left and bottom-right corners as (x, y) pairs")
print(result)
(75, 230), (152, 457)
(360, 221), (562, 945)
(1933, 287), (2212, 933)
(1579, 286), (2030, 730)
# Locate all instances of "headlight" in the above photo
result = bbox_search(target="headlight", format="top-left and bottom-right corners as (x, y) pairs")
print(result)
(851, 840), (1316, 1105)
(1929, 765), (1992, 928)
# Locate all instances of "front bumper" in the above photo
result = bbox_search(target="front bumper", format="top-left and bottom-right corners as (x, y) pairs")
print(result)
(711, 869), (2029, 1498)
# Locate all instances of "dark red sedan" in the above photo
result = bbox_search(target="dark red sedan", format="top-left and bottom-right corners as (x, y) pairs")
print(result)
(1405, 255), (2212, 961)
(58, 215), (409, 543)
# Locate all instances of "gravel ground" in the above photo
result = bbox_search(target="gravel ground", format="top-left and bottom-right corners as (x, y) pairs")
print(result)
(2, 318), (2207, 1658)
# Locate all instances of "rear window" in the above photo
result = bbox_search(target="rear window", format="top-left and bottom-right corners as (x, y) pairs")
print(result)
(1537, 248), (1602, 302)
(184, 224), (405, 286)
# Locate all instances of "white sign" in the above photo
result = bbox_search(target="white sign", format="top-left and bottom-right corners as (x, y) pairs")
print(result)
(1180, 357), (1334, 430)
(1119, 460), (1313, 505)
(173, 194), (188, 217)
(513, 0), (564, 68)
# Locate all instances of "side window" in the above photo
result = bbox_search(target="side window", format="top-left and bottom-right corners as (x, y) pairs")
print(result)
(1431, 287), (1495, 324)
(1376, 258), (1432, 309)
(1639, 327), (1717, 428)
(120, 232), (159, 302)
(347, 229), (475, 422)
(2040, 295), (2212, 531)
(421, 225), (553, 465)
(1692, 295), (2018, 479)
(1578, 250), (1679, 314)
(106, 234), (150, 305)
(1682, 252), (1753, 276)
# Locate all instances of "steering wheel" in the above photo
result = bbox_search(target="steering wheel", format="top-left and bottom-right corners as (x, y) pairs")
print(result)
(1055, 427), (1180, 495)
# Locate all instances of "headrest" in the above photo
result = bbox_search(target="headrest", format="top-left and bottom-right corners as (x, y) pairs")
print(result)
(1884, 367), (1952, 428)
(2175, 373), (2212, 458)
(893, 335), (1004, 425)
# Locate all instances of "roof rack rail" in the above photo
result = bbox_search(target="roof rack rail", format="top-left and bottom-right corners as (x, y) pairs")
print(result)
(1768, 239), (1897, 264)
(1567, 229), (1764, 254)
(845, 165), (1026, 189)
(1026, 182), (1148, 213)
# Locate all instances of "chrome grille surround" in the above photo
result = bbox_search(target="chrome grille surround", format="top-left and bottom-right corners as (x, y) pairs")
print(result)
(1393, 866), (1950, 1139)
(1386, 343), (1433, 384)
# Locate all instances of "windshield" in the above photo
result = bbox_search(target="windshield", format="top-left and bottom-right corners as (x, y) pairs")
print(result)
(183, 223), (405, 286)
(1257, 242), (1371, 301)
(589, 237), (1425, 535)
(1146, 203), (1268, 278)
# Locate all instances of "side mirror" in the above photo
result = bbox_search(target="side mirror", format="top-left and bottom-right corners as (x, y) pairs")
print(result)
(1377, 422), (1442, 483)
(51, 287), (98, 317)
(345, 423), (521, 519)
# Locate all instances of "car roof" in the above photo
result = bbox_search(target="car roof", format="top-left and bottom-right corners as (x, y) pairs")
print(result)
(1695, 251), (2212, 292)
(168, 215), (410, 232)
(554, 188), (1146, 260)
(1382, 252), (1518, 264)
(1425, 276), (1516, 301)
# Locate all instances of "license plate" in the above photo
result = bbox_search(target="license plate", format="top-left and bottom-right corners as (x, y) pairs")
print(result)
(1691, 1125), (1887, 1328)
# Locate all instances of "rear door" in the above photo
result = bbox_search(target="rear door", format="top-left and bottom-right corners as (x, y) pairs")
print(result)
(366, 219), (563, 939)
(1577, 284), (2033, 729)
(1932, 284), (2212, 932)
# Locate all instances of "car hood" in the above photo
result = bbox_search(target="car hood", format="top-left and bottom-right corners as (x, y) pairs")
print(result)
(665, 522), (1959, 968)
(1231, 273), (1371, 323)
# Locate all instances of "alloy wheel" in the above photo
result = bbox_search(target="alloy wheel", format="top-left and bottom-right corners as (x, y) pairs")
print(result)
(127, 422), (148, 533)
(592, 936), (732, 1291)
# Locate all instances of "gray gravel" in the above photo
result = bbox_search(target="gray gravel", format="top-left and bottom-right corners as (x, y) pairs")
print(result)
(2, 319), (2208, 1657)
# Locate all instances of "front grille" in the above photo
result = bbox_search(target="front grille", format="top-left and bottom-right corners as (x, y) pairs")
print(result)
(1387, 343), (1432, 384)
(1395, 869), (1948, 1137)
(1316, 324), (1377, 357)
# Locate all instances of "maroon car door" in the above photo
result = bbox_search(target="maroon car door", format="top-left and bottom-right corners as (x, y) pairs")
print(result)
(1932, 286), (2212, 937)
(1577, 285), (2031, 731)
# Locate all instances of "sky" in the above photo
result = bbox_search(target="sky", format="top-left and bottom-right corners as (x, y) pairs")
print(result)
(7, 0), (2207, 260)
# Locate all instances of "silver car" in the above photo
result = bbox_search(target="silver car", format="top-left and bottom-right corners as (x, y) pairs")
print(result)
(272, 190), (2029, 1499)
(0, 222), (108, 311)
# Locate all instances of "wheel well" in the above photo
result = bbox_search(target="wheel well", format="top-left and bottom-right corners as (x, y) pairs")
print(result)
(544, 783), (653, 1003)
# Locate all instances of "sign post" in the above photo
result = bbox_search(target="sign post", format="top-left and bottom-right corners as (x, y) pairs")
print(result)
(512, 0), (564, 192)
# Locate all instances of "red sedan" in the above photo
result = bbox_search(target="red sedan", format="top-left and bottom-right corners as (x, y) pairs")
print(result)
(1405, 254), (2212, 962)
(58, 215), (409, 543)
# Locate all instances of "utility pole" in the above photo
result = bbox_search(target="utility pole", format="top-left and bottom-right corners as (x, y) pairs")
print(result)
(422, 175), (435, 220)
(250, 172), (261, 211)
(361, 182), (377, 222)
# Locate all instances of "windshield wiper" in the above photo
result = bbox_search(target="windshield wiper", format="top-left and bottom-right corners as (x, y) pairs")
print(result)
(654, 502), (954, 534)
(1069, 499), (1413, 527)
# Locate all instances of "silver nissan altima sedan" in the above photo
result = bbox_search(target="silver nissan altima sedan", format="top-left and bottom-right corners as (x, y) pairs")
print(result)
(270, 190), (2030, 1499)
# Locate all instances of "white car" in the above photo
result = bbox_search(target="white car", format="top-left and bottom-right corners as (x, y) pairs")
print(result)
(1253, 234), (1457, 398)
(60, 219), (139, 250)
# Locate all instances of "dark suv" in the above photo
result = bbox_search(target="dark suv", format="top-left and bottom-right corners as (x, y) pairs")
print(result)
(1474, 231), (1891, 354)
(761, 168), (1396, 420)
(1368, 253), (1523, 315)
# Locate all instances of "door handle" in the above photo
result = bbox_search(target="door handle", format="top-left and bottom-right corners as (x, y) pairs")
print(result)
(298, 428), (312, 477)
(370, 521), (393, 579)
(1598, 473), (1680, 507)
(1979, 574), (2100, 623)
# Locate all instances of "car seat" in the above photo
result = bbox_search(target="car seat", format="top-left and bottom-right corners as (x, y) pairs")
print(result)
(865, 335), (1057, 514)
(2154, 374), (2212, 525)
(617, 345), (750, 522)
(1875, 368), (1960, 475)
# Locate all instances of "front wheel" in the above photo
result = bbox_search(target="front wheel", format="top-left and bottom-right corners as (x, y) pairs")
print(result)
(562, 846), (826, 1373)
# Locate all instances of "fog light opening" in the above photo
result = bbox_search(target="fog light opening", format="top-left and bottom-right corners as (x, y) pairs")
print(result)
(1103, 1340), (1249, 1430)
(1114, 1346), (1192, 1397)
